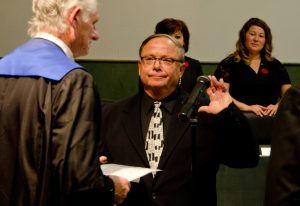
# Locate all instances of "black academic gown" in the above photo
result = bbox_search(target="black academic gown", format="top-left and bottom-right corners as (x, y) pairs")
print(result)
(0, 38), (113, 206)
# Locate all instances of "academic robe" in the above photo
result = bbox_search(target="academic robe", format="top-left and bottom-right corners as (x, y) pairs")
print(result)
(0, 38), (113, 206)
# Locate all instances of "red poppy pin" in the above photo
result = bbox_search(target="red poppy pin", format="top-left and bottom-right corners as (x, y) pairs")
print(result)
(261, 68), (269, 74)
(183, 61), (189, 69)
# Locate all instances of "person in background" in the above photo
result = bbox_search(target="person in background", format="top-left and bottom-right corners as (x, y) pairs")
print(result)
(264, 82), (300, 206)
(139, 18), (203, 93)
(99, 34), (259, 206)
(0, 0), (130, 205)
(214, 17), (291, 117)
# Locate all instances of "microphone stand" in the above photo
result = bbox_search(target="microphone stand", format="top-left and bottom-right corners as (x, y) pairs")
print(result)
(188, 116), (199, 202)
(178, 76), (210, 201)
(179, 95), (206, 202)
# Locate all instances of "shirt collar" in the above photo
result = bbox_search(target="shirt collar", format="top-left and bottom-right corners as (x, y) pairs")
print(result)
(34, 32), (74, 59)
(142, 88), (180, 115)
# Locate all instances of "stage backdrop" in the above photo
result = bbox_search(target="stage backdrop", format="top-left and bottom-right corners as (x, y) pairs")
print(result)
(1, 0), (300, 63)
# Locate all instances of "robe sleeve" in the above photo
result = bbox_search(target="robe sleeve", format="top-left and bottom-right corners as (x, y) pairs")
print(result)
(51, 69), (114, 205)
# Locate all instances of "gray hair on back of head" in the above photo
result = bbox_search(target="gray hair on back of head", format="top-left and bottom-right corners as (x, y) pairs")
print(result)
(28, 0), (98, 37)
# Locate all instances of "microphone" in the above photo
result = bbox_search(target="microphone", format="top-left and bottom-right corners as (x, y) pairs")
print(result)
(178, 75), (211, 122)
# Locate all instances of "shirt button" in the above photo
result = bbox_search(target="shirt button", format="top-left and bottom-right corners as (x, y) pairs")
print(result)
(152, 193), (157, 199)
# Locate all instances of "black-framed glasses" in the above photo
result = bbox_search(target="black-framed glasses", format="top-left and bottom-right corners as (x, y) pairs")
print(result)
(141, 56), (183, 67)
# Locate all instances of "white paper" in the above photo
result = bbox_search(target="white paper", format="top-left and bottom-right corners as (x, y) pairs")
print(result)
(101, 163), (161, 182)
(260, 145), (271, 157)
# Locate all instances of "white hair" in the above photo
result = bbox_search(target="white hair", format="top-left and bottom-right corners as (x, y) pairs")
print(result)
(28, 0), (98, 37)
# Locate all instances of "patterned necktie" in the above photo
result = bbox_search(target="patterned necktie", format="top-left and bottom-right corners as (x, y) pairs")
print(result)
(145, 101), (164, 172)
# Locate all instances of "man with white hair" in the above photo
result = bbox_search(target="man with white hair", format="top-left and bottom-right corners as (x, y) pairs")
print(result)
(0, 0), (130, 205)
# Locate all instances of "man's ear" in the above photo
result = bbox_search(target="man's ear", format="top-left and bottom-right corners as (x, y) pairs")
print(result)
(180, 62), (185, 74)
(65, 6), (81, 42)
(138, 60), (142, 76)
(68, 6), (81, 28)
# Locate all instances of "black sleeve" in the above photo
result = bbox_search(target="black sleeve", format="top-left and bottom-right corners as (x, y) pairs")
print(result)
(274, 59), (292, 85)
(212, 103), (260, 168)
(214, 58), (232, 83)
(68, 175), (115, 206)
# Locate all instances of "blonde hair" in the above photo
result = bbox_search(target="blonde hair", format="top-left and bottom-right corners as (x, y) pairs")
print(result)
(28, 0), (98, 37)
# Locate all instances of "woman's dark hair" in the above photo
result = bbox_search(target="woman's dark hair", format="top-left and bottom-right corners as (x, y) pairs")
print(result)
(155, 18), (190, 52)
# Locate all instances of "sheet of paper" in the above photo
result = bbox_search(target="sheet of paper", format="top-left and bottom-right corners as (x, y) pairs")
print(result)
(101, 163), (161, 182)
(260, 145), (271, 157)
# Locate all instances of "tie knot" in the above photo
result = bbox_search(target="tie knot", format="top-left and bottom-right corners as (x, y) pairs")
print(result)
(154, 101), (161, 109)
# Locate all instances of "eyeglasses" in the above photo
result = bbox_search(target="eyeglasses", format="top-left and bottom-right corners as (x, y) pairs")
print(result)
(141, 56), (183, 67)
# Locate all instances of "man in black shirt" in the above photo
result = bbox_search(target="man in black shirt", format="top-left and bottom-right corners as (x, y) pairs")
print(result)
(99, 34), (259, 206)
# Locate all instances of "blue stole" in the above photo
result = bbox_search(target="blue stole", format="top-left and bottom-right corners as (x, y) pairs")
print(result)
(0, 38), (84, 81)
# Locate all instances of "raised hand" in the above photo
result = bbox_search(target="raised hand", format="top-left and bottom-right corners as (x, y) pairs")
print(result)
(198, 75), (233, 114)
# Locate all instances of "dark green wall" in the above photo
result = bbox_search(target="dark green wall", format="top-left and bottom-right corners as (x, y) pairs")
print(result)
(216, 157), (269, 206)
(79, 60), (139, 102)
(78, 60), (300, 101)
